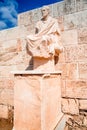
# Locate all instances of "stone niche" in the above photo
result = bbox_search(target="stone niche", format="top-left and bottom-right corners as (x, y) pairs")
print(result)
(13, 71), (63, 130)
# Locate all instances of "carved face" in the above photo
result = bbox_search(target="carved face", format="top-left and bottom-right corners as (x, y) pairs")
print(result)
(41, 7), (49, 19)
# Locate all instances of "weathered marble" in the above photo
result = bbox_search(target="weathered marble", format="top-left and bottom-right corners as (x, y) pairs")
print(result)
(14, 71), (63, 130)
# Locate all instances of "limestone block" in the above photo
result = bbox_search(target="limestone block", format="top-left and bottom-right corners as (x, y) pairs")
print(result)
(0, 51), (17, 64)
(65, 45), (87, 62)
(64, 13), (78, 30)
(0, 78), (14, 89)
(61, 80), (66, 97)
(0, 105), (8, 119)
(83, 0), (87, 10)
(79, 100), (87, 110)
(76, 0), (87, 11)
(0, 38), (28, 65)
(64, 10), (87, 30)
(33, 8), (42, 22)
(0, 40), (18, 66)
(2, 39), (17, 49)
(0, 30), (8, 42)
(62, 29), (78, 45)
(78, 27), (87, 44)
(76, 1), (83, 12)
(77, 45), (87, 62)
(62, 80), (87, 98)
(52, 3), (59, 17)
(0, 89), (14, 106)
(57, 51), (65, 63)
(77, 10), (87, 28)
(25, 24), (35, 34)
(0, 66), (17, 77)
(65, 46), (78, 62)
(64, 0), (76, 14)
(63, 63), (78, 80)
(15, 26), (29, 38)
(55, 63), (79, 80)
(0, 26), (29, 42)
(18, 11), (33, 26)
(64, 0), (76, 4)
(79, 62), (87, 79)
(0, 28), (18, 42)
(62, 98), (79, 115)
(52, 2), (64, 17)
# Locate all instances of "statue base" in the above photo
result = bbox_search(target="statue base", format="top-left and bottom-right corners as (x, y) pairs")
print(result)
(13, 71), (63, 130)
(33, 56), (55, 72)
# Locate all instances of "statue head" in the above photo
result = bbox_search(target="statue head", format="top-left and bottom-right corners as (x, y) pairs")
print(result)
(41, 6), (50, 19)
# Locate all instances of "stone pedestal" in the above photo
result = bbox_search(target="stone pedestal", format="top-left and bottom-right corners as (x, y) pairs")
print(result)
(13, 71), (63, 130)
(33, 57), (55, 72)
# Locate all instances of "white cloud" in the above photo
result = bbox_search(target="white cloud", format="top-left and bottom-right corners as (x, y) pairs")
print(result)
(0, 7), (13, 19)
(0, 0), (18, 30)
(0, 21), (7, 29)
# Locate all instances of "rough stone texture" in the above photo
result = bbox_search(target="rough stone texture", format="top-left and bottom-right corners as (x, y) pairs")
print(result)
(64, 10), (87, 30)
(56, 63), (79, 80)
(0, 118), (13, 130)
(64, 115), (87, 130)
(64, 0), (76, 14)
(52, 2), (64, 17)
(62, 80), (87, 98)
(79, 100), (87, 110)
(79, 62), (87, 79)
(76, 0), (87, 11)
(62, 98), (79, 115)
(65, 45), (87, 62)
(0, 89), (13, 106)
(61, 80), (66, 98)
(78, 27), (87, 44)
(0, 105), (8, 119)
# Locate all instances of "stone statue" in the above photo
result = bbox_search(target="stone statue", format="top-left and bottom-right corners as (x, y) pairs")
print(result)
(26, 6), (63, 58)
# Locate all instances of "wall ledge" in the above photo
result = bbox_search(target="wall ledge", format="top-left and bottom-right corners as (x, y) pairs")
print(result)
(11, 70), (62, 75)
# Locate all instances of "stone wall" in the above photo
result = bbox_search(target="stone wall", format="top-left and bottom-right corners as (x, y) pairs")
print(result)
(0, 0), (87, 129)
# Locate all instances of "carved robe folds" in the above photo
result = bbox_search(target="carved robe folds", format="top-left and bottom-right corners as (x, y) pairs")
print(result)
(26, 16), (63, 58)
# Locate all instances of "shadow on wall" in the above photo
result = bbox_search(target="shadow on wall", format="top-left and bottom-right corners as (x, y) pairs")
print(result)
(0, 118), (13, 130)
(25, 56), (59, 70)
(25, 57), (34, 70)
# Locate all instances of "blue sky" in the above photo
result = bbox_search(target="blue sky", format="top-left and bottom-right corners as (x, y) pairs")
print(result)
(0, 0), (63, 30)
